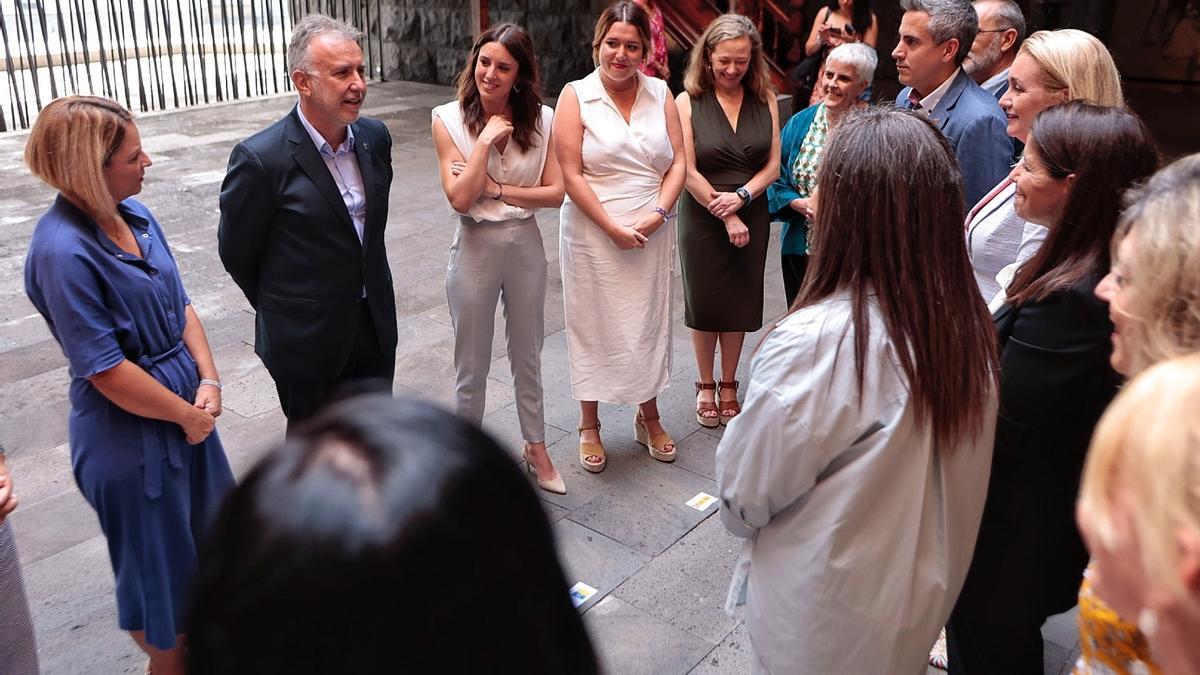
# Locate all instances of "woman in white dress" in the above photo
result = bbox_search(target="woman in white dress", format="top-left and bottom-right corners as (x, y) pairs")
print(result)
(431, 23), (566, 494)
(554, 0), (686, 473)
(716, 107), (1000, 673)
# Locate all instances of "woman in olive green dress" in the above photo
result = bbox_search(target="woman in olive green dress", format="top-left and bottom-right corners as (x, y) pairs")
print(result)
(676, 14), (780, 428)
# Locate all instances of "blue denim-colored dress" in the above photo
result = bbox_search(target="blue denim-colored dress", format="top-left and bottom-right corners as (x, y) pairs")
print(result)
(24, 195), (234, 650)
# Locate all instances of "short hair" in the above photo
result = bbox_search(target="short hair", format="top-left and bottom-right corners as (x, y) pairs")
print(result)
(455, 23), (544, 152)
(1007, 102), (1159, 305)
(1078, 353), (1200, 606)
(683, 14), (775, 102)
(826, 42), (879, 86)
(794, 106), (999, 449)
(977, 0), (1026, 50)
(187, 395), (599, 674)
(900, 0), (979, 66)
(288, 13), (363, 75)
(1018, 29), (1124, 107)
(1108, 153), (1200, 375)
(24, 95), (134, 225)
(592, 1), (652, 67)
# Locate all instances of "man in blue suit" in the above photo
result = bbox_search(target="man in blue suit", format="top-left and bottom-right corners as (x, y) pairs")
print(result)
(218, 14), (396, 429)
(893, 0), (1012, 209)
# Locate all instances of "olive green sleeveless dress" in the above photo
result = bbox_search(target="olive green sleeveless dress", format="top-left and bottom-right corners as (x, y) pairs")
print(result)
(678, 90), (772, 331)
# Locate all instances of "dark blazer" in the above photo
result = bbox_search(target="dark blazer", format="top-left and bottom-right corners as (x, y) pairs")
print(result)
(953, 271), (1120, 626)
(896, 69), (1013, 209)
(218, 108), (397, 380)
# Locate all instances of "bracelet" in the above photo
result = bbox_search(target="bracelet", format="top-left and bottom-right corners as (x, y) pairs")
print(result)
(199, 378), (222, 390)
(653, 206), (676, 221)
(492, 180), (504, 201)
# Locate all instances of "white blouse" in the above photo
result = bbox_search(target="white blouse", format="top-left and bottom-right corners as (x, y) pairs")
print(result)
(431, 102), (554, 223)
(716, 290), (998, 674)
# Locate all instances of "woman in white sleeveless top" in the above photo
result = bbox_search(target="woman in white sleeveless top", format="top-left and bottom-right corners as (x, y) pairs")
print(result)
(432, 23), (566, 494)
(554, 1), (686, 473)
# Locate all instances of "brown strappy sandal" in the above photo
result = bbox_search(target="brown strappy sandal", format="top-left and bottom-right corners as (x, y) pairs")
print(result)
(633, 410), (676, 462)
(578, 420), (606, 473)
(695, 381), (719, 428)
(717, 380), (742, 426)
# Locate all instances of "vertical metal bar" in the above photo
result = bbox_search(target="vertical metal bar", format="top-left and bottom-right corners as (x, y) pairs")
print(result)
(233, 0), (252, 97)
(217, 0), (236, 99)
(102, 0), (132, 108)
(14, 0), (46, 112)
(263, 0), (279, 93)
(32, 0), (61, 99)
(247, 0), (264, 96)
(374, 0), (384, 81)
(0, 11), (25, 129)
(71, 0), (95, 94)
(52, 0), (78, 92)
(114, 0), (146, 111)
(87, 0), (114, 99)
(185, 0), (204, 104)
(204, 0), (223, 101)
(157, 0), (182, 106)
(141, 0), (166, 108)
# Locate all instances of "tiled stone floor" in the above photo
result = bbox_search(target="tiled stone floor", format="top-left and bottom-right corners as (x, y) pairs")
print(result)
(0, 81), (1079, 674)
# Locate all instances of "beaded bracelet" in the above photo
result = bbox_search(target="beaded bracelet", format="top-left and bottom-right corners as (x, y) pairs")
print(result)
(653, 207), (676, 221)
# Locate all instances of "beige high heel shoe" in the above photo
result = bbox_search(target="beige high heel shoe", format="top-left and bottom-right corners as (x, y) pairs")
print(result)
(634, 410), (676, 462)
(523, 445), (566, 494)
(578, 420), (606, 473)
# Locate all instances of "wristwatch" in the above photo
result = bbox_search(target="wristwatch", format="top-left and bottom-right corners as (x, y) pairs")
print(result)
(735, 187), (751, 204)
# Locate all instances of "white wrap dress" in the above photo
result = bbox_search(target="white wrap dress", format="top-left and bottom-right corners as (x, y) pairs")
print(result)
(559, 69), (675, 404)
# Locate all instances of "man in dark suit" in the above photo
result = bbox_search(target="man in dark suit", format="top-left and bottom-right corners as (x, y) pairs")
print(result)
(964, 0), (1025, 99)
(893, 0), (1012, 208)
(218, 14), (396, 428)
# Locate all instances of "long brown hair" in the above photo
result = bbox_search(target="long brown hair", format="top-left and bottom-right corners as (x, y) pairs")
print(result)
(1007, 103), (1159, 305)
(683, 14), (775, 103)
(455, 23), (544, 153)
(793, 106), (998, 448)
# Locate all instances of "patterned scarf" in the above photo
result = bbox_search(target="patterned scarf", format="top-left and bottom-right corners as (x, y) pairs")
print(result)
(791, 104), (829, 254)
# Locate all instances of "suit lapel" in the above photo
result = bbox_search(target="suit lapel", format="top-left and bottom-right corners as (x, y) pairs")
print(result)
(928, 70), (969, 131)
(285, 110), (356, 235)
(353, 121), (376, 249)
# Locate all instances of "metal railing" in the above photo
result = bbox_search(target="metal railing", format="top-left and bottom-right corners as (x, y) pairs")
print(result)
(0, 0), (384, 132)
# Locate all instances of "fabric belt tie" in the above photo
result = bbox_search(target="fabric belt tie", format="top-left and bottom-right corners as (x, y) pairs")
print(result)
(135, 341), (188, 499)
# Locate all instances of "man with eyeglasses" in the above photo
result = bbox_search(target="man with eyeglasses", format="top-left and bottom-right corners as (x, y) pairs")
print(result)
(893, 0), (1011, 209)
(964, 0), (1026, 98)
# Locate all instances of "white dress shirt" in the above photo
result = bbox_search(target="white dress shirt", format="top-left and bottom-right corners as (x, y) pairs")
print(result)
(296, 104), (367, 243)
(716, 289), (997, 674)
(915, 67), (962, 112)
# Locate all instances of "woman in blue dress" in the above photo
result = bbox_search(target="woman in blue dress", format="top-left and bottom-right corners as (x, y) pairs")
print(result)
(23, 96), (234, 675)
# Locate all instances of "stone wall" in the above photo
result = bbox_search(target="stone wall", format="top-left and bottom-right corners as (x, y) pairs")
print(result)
(380, 0), (598, 96)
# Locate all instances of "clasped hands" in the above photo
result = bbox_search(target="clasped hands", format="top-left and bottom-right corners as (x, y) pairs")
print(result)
(708, 191), (750, 248)
(182, 382), (221, 445)
(606, 211), (666, 250)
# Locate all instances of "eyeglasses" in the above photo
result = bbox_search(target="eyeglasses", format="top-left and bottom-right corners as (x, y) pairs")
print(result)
(977, 28), (1012, 34)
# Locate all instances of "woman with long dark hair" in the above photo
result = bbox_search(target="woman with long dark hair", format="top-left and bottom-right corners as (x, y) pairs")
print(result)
(716, 106), (999, 673)
(948, 102), (1160, 675)
(432, 23), (565, 493)
(800, 0), (878, 104)
(187, 395), (598, 674)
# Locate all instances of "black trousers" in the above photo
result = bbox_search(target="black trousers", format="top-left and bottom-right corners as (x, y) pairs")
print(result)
(781, 253), (809, 308)
(945, 610), (1045, 675)
(270, 298), (395, 433)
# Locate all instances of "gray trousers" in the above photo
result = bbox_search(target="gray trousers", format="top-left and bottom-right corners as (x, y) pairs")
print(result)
(0, 521), (38, 675)
(447, 215), (547, 443)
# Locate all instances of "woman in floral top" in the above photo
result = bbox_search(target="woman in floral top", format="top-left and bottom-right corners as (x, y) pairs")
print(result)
(635, 0), (670, 80)
(767, 42), (875, 306)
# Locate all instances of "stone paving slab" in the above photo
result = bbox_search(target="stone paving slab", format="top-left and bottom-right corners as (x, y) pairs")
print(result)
(0, 80), (1080, 674)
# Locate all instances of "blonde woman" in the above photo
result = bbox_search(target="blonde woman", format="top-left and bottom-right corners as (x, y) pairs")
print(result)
(23, 96), (233, 675)
(968, 28), (1124, 306)
(1071, 153), (1200, 675)
(676, 14), (779, 428)
(1076, 353), (1200, 675)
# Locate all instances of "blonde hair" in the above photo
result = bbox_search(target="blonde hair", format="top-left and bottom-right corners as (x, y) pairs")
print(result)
(683, 14), (775, 103)
(25, 96), (133, 224)
(1078, 353), (1200, 604)
(1110, 153), (1200, 375)
(1019, 29), (1124, 107)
